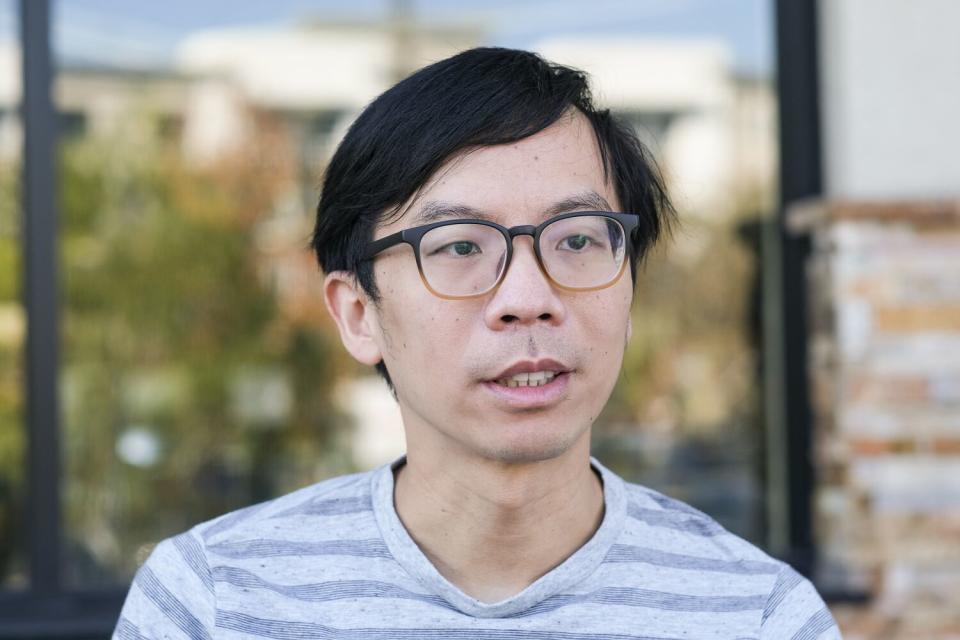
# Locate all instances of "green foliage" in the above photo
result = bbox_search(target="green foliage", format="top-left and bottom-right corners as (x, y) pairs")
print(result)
(50, 121), (350, 584)
(0, 162), (20, 304)
(0, 112), (361, 584)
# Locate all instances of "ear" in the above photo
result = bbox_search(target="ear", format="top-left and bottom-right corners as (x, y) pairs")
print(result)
(323, 271), (384, 366)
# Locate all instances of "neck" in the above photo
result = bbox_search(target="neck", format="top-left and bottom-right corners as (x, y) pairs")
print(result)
(393, 438), (605, 603)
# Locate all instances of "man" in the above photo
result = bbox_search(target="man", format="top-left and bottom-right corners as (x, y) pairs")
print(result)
(114, 47), (842, 639)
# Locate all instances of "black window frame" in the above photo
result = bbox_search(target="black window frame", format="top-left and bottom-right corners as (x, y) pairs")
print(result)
(0, 1), (127, 636)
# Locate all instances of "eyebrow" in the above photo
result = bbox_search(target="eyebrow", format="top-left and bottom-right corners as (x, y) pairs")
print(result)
(413, 190), (614, 225)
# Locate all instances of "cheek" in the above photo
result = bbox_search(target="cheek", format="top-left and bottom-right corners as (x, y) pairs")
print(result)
(374, 261), (429, 351)
(418, 311), (473, 363)
(582, 292), (632, 357)
(378, 298), (473, 375)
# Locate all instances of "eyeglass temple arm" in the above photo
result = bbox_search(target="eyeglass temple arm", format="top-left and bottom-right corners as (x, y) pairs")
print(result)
(362, 229), (407, 260)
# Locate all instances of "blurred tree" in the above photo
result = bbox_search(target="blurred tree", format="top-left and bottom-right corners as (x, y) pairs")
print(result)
(55, 109), (355, 584)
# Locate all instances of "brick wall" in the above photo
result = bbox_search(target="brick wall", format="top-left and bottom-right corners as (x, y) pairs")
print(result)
(789, 200), (960, 638)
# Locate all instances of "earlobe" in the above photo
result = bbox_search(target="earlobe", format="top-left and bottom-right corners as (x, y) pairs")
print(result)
(323, 272), (384, 366)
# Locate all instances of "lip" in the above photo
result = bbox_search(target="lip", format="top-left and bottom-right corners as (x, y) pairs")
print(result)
(489, 358), (571, 381)
(480, 371), (571, 410)
(482, 359), (573, 410)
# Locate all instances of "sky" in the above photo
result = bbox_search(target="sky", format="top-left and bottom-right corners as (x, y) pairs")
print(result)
(0, 0), (774, 76)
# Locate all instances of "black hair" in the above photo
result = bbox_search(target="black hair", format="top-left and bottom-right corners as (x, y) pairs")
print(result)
(310, 47), (676, 389)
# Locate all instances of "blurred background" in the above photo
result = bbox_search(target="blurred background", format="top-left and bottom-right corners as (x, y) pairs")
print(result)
(0, 0), (957, 637)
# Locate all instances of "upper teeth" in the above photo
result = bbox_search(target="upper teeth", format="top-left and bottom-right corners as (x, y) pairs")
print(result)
(496, 371), (558, 387)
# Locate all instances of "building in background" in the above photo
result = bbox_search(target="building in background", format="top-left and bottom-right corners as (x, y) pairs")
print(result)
(0, 20), (778, 213)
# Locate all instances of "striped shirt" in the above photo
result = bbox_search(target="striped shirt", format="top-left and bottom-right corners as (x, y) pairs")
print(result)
(114, 454), (842, 639)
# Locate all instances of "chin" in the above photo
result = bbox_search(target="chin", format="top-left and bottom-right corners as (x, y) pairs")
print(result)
(475, 428), (584, 465)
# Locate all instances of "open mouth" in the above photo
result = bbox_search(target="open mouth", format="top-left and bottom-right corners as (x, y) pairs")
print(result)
(481, 370), (570, 408)
(482, 359), (572, 407)
(491, 370), (560, 388)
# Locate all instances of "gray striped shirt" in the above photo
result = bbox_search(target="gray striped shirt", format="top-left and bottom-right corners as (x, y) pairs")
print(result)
(114, 455), (842, 639)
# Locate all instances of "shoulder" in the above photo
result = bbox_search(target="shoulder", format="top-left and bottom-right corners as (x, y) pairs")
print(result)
(135, 466), (375, 571)
(113, 468), (378, 637)
(619, 479), (779, 564)
(192, 467), (374, 547)
(618, 480), (842, 638)
(130, 467), (375, 580)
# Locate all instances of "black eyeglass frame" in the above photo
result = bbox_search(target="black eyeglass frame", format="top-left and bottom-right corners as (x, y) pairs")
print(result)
(361, 210), (641, 300)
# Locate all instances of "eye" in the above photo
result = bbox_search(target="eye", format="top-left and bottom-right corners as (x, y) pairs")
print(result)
(558, 234), (592, 251)
(437, 241), (481, 257)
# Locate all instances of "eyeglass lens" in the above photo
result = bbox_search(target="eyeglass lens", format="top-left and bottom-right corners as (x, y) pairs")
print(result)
(418, 215), (626, 297)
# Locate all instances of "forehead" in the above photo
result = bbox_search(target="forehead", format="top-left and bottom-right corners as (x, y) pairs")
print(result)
(379, 110), (618, 232)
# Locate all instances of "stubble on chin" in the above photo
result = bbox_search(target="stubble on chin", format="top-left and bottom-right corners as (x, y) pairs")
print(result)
(479, 435), (585, 466)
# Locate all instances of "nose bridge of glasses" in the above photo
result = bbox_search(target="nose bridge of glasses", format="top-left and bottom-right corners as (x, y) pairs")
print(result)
(504, 224), (541, 263)
(506, 224), (537, 240)
(498, 224), (549, 286)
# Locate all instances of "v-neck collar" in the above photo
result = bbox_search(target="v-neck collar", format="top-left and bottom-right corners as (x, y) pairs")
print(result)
(370, 453), (626, 618)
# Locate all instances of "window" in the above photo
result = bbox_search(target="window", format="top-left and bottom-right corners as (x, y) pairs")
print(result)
(2, 1), (788, 635)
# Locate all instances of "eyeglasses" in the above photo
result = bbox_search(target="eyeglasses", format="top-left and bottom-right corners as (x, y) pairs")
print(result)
(362, 211), (639, 299)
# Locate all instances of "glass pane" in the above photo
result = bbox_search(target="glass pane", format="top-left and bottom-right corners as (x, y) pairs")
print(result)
(52, 0), (777, 588)
(0, 0), (27, 590)
(53, 1), (379, 587)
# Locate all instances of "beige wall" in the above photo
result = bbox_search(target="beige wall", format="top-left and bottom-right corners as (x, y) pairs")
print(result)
(818, 0), (960, 199)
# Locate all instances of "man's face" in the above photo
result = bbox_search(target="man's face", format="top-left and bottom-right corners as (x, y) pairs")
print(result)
(341, 111), (633, 465)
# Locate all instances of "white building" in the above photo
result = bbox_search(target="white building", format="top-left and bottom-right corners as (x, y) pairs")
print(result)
(535, 37), (776, 218)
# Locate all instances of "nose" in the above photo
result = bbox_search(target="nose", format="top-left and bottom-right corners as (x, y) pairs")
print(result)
(483, 235), (566, 329)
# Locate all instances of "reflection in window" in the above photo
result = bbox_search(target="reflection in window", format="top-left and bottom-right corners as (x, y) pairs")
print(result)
(40, 3), (777, 587)
(57, 112), (357, 585)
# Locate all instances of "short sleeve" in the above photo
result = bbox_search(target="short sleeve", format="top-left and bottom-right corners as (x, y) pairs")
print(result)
(760, 564), (843, 639)
(112, 530), (216, 640)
